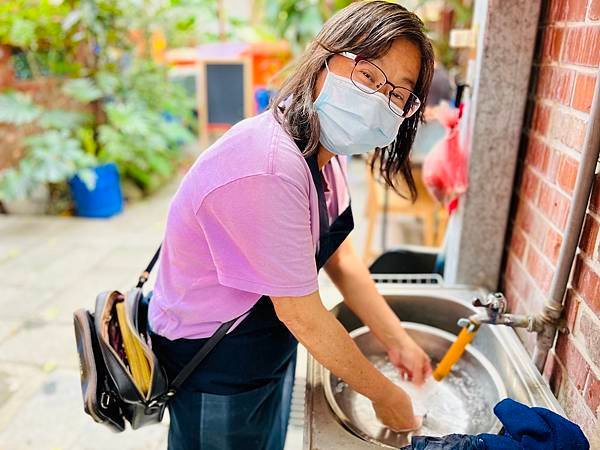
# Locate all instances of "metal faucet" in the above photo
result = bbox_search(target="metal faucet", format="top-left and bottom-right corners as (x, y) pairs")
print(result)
(457, 292), (537, 332)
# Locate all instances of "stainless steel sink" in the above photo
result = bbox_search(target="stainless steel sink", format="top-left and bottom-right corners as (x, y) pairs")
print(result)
(323, 323), (507, 448)
(304, 284), (564, 449)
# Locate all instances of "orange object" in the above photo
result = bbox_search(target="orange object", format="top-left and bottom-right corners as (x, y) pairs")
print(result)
(433, 325), (479, 381)
(151, 29), (167, 64)
(241, 41), (291, 88)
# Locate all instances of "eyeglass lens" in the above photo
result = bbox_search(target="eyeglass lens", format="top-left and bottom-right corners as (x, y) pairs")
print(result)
(351, 60), (420, 118)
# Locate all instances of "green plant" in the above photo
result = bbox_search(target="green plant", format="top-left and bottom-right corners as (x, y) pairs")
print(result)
(257, 0), (355, 54)
(157, 0), (222, 47)
(0, 0), (83, 78)
(415, 0), (474, 70)
(100, 60), (195, 128)
(0, 130), (96, 202)
(0, 0), (198, 204)
(97, 99), (194, 193)
(61, 62), (195, 194)
(0, 91), (41, 124)
(0, 92), (96, 202)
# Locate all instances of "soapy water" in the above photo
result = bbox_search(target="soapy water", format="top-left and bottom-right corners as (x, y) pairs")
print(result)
(335, 354), (497, 438)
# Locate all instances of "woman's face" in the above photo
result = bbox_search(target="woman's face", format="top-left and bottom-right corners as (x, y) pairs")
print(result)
(313, 38), (422, 104)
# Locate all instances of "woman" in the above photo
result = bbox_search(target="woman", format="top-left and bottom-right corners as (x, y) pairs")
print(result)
(148, 2), (435, 449)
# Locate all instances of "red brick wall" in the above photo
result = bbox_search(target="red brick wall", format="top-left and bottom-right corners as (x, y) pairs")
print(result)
(502, 0), (600, 439)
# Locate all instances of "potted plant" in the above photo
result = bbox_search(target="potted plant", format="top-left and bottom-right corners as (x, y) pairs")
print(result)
(0, 129), (97, 215)
(68, 161), (124, 218)
(0, 1), (196, 216)
(62, 68), (195, 200)
(0, 92), (98, 214)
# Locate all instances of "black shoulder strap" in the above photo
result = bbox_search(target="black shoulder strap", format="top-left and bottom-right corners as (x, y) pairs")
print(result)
(169, 318), (237, 390)
(138, 245), (241, 401)
(136, 244), (162, 288)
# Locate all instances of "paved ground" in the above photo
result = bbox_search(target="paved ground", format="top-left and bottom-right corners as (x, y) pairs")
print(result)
(0, 154), (420, 450)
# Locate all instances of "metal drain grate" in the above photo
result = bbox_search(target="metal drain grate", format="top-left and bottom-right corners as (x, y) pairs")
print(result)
(371, 273), (443, 285)
(284, 373), (306, 450)
(288, 375), (306, 428)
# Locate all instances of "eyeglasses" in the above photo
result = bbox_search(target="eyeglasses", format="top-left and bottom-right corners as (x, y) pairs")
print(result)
(338, 52), (421, 119)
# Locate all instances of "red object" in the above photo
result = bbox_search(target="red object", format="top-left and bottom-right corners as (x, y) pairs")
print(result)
(422, 106), (468, 210)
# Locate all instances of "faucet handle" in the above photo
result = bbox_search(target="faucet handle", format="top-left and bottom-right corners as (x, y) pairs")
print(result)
(472, 295), (493, 308)
(472, 292), (507, 314)
(472, 297), (487, 308)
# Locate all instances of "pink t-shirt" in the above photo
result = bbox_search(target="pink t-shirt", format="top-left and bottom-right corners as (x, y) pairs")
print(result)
(148, 110), (350, 339)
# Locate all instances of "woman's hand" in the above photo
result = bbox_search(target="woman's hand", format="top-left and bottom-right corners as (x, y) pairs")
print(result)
(387, 332), (432, 386)
(372, 385), (422, 432)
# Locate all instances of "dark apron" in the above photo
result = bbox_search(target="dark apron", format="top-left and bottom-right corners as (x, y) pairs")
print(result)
(150, 152), (354, 450)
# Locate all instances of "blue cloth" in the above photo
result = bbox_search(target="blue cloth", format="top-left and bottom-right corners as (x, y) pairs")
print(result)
(402, 399), (589, 450)
(479, 398), (589, 450)
(406, 434), (486, 449)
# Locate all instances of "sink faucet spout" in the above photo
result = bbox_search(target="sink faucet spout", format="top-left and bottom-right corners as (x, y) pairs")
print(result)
(461, 292), (539, 332)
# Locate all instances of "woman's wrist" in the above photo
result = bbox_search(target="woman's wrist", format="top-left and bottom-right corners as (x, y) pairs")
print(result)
(368, 375), (401, 404)
(373, 320), (412, 352)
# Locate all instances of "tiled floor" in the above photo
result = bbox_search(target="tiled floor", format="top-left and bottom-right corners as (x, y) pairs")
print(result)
(0, 153), (421, 450)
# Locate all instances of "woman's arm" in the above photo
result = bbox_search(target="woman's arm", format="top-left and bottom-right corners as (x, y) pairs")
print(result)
(323, 238), (432, 384)
(271, 290), (420, 431)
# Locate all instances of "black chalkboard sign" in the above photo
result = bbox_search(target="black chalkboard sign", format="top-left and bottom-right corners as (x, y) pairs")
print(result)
(206, 63), (245, 125)
(196, 58), (252, 146)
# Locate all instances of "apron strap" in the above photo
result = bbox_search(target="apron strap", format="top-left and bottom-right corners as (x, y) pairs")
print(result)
(333, 155), (352, 204)
(306, 152), (330, 242)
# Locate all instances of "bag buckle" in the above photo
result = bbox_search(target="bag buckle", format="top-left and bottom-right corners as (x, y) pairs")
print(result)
(100, 391), (113, 409)
(145, 389), (176, 414)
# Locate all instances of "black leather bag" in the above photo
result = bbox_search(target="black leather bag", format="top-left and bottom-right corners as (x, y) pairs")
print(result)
(73, 246), (237, 432)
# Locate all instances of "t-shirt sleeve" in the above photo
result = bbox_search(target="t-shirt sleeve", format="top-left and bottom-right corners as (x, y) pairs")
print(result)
(195, 174), (318, 297)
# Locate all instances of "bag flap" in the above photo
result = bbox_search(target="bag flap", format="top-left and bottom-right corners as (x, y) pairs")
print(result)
(73, 308), (125, 432)
(94, 291), (144, 403)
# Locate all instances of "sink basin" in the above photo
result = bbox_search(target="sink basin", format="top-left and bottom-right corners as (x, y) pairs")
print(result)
(304, 284), (564, 450)
(323, 323), (506, 448)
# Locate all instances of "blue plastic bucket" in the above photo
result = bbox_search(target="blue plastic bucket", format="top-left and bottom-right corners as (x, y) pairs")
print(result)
(69, 162), (123, 218)
(254, 88), (272, 113)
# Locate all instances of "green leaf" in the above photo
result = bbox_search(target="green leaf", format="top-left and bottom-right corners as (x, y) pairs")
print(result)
(146, 153), (173, 178)
(22, 130), (96, 185)
(0, 167), (36, 201)
(77, 126), (97, 155)
(95, 71), (120, 96)
(125, 164), (152, 189)
(0, 92), (41, 125)
(62, 78), (103, 103)
(39, 109), (91, 129)
(9, 18), (36, 48)
(61, 9), (82, 32)
(75, 168), (98, 191)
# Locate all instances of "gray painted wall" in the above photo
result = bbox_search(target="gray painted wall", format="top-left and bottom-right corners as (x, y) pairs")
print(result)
(444, 0), (543, 289)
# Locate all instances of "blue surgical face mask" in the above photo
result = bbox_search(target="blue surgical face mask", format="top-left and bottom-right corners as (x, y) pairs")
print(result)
(313, 61), (404, 156)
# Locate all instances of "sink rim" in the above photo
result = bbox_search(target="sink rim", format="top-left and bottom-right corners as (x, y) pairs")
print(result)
(322, 322), (507, 448)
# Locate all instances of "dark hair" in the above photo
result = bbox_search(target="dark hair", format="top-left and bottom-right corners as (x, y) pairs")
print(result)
(271, 0), (434, 200)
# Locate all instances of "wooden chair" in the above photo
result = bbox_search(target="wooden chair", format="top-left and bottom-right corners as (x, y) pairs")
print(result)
(363, 159), (447, 264)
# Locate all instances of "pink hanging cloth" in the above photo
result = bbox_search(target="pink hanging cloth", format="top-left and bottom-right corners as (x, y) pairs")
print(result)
(422, 105), (468, 214)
